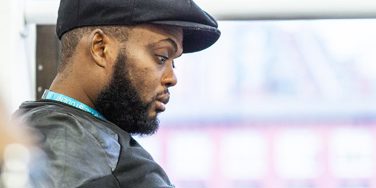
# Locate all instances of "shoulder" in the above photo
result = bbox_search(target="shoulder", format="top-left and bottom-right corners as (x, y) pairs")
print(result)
(15, 101), (119, 187)
(16, 100), (111, 141)
(15, 100), (81, 128)
(16, 102), (94, 143)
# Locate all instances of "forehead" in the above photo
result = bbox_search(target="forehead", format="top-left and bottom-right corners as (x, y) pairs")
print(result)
(126, 24), (183, 48)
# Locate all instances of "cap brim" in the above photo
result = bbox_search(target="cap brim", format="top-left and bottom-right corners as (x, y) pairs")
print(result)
(152, 21), (220, 53)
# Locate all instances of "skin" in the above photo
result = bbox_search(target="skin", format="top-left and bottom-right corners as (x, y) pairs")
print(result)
(50, 24), (183, 120)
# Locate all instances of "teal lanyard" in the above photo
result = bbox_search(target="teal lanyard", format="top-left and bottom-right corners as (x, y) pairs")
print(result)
(42, 90), (106, 120)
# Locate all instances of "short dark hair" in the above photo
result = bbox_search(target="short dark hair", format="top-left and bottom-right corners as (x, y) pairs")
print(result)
(59, 26), (130, 72)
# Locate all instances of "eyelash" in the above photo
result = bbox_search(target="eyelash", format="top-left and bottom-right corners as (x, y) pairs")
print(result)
(157, 55), (168, 64)
(156, 55), (175, 68)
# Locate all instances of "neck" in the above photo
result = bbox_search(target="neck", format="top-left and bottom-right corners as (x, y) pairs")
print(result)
(49, 73), (95, 108)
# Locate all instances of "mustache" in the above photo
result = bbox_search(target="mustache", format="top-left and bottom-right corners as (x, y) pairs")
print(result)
(154, 89), (170, 104)
(159, 89), (169, 96)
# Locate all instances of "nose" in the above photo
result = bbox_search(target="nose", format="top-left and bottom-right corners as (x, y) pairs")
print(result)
(162, 62), (177, 88)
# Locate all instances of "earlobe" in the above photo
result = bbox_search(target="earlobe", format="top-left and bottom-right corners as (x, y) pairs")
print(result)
(90, 29), (109, 68)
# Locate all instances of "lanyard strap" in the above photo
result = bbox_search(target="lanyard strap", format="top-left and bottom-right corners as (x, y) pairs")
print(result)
(42, 90), (106, 120)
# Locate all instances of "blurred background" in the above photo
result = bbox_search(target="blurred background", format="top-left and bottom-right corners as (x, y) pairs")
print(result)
(2, 0), (376, 188)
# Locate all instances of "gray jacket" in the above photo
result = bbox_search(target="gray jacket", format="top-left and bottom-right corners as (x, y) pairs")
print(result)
(15, 100), (174, 188)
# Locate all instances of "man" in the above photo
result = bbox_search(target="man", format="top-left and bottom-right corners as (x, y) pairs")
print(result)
(15, 0), (220, 187)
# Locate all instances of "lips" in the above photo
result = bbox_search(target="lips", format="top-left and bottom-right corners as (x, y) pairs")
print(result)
(155, 93), (170, 112)
(157, 94), (170, 105)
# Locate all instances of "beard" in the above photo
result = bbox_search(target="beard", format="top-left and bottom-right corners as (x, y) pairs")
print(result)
(94, 52), (159, 135)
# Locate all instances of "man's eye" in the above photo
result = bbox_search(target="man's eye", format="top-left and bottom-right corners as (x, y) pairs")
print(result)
(157, 55), (168, 64)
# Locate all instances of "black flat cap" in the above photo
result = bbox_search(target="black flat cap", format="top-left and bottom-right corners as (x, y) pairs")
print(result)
(56, 0), (221, 53)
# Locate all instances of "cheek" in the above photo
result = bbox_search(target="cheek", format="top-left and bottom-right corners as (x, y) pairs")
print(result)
(126, 50), (164, 102)
(130, 67), (162, 101)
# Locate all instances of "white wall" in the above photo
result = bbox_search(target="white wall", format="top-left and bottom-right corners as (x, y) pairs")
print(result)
(23, 0), (376, 24)
(196, 0), (376, 20)
(0, 0), (35, 113)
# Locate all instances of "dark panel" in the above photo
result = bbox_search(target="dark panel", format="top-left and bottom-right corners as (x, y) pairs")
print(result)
(36, 25), (60, 99)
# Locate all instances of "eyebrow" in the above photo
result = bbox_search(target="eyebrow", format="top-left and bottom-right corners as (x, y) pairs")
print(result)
(151, 38), (183, 57)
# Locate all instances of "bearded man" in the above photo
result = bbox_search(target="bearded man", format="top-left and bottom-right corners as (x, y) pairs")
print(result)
(15, 0), (220, 187)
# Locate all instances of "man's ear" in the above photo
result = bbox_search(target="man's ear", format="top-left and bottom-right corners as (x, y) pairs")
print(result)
(89, 29), (113, 68)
